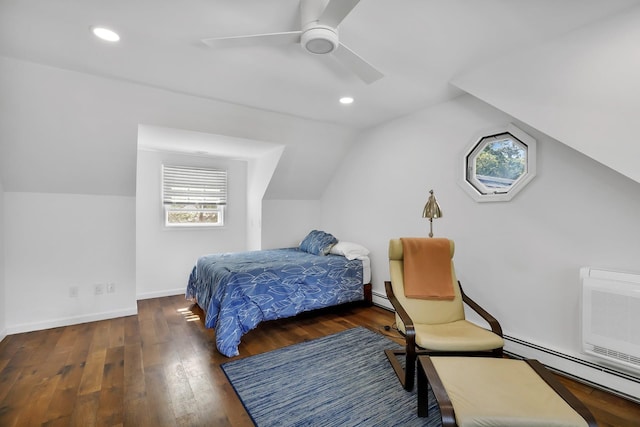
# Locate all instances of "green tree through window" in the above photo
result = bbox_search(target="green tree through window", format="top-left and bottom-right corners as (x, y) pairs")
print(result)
(475, 139), (525, 181)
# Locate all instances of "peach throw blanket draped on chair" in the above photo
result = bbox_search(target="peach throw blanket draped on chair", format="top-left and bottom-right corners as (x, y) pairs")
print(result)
(401, 237), (455, 300)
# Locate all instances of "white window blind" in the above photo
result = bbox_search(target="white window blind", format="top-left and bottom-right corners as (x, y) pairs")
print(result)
(162, 165), (227, 206)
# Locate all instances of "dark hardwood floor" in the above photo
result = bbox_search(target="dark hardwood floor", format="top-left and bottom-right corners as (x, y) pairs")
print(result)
(1, 295), (639, 426)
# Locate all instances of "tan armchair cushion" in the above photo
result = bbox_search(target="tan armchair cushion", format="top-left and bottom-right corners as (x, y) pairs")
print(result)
(411, 320), (504, 352)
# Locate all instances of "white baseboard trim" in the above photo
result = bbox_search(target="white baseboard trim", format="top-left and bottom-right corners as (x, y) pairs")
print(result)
(372, 291), (393, 311)
(505, 336), (640, 403)
(136, 288), (185, 301)
(0, 328), (7, 343)
(6, 306), (139, 335)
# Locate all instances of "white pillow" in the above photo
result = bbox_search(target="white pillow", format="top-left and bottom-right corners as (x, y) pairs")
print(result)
(330, 241), (370, 260)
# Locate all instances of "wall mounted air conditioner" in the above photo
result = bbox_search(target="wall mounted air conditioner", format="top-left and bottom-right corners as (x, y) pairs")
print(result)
(581, 267), (640, 374)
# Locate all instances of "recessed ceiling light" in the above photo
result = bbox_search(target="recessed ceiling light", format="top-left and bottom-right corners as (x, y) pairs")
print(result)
(91, 26), (120, 42)
(339, 97), (354, 105)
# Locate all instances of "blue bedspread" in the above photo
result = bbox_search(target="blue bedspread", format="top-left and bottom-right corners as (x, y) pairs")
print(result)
(186, 248), (364, 357)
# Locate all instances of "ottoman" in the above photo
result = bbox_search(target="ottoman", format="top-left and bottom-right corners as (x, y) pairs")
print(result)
(417, 356), (597, 427)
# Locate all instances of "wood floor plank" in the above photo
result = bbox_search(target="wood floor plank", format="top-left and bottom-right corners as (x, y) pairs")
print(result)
(66, 323), (95, 365)
(68, 391), (100, 427)
(0, 358), (9, 374)
(19, 372), (62, 427)
(123, 397), (151, 427)
(28, 327), (64, 366)
(96, 384), (124, 427)
(108, 317), (125, 349)
(53, 324), (82, 355)
(0, 367), (25, 426)
(123, 315), (140, 347)
(163, 360), (196, 421)
(88, 321), (111, 354)
(77, 349), (107, 396)
(42, 416), (73, 427)
(1, 294), (639, 426)
(0, 363), (22, 403)
(138, 315), (159, 350)
(96, 346), (125, 426)
(44, 387), (80, 425)
(1, 364), (45, 423)
(153, 306), (172, 344)
(143, 364), (178, 426)
(43, 355), (87, 424)
(102, 346), (125, 390)
(123, 343), (145, 401)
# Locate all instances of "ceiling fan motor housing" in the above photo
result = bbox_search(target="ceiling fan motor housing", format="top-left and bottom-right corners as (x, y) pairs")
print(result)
(301, 25), (338, 54)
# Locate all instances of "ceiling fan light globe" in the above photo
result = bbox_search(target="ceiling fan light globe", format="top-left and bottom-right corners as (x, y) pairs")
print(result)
(301, 26), (338, 54)
(306, 38), (334, 54)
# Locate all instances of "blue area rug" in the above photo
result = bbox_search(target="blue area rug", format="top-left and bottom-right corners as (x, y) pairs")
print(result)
(221, 327), (442, 426)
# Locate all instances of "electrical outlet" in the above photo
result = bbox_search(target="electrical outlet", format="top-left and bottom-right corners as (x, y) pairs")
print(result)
(94, 283), (105, 295)
(69, 286), (79, 298)
(107, 283), (115, 293)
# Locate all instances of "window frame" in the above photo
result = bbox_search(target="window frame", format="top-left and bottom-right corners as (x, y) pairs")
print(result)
(164, 204), (225, 228)
(460, 124), (537, 202)
(162, 164), (227, 228)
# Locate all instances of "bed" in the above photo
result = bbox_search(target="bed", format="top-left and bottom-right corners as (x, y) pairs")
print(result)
(185, 230), (372, 357)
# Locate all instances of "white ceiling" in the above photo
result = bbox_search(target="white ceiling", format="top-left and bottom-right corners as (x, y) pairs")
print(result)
(1, 0), (639, 130)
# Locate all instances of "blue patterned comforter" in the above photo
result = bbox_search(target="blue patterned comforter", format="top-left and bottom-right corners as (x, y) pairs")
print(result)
(185, 248), (365, 357)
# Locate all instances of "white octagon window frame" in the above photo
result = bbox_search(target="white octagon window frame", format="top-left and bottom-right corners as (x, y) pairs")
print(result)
(460, 124), (537, 202)
(467, 133), (528, 193)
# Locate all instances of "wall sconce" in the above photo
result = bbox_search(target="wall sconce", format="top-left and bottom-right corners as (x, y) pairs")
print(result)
(422, 189), (442, 238)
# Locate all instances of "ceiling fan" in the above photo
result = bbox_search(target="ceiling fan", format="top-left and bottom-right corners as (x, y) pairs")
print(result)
(201, 0), (383, 84)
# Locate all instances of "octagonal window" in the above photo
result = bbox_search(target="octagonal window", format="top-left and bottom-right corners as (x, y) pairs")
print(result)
(460, 124), (536, 202)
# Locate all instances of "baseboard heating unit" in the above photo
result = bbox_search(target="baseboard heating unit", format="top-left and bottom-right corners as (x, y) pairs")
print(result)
(581, 267), (640, 374)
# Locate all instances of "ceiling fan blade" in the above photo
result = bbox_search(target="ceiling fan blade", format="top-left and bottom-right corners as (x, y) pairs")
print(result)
(333, 43), (383, 84)
(318, 0), (361, 27)
(202, 31), (301, 48)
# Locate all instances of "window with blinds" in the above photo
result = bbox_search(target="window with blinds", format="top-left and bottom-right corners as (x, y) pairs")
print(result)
(162, 165), (227, 227)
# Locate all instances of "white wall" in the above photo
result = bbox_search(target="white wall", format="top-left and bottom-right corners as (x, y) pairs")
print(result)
(261, 200), (322, 249)
(321, 94), (640, 396)
(247, 148), (285, 250)
(135, 149), (247, 299)
(0, 176), (5, 340)
(4, 192), (137, 333)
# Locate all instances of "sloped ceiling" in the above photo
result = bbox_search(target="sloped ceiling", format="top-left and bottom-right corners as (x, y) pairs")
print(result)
(452, 3), (640, 184)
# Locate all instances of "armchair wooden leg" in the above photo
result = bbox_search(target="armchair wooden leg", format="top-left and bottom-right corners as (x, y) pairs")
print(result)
(384, 348), (416, 391)
(406, 345), (416, 391)
(417, 358), (428, 418)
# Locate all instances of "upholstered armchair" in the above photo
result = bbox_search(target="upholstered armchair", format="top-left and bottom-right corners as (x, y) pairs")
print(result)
(385, 238), (504, 391)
